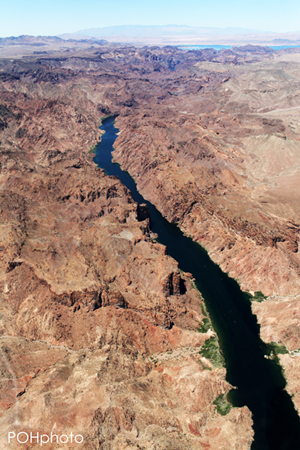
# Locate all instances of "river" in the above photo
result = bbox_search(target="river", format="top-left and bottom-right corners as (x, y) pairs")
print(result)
(93, 116), (300, 450)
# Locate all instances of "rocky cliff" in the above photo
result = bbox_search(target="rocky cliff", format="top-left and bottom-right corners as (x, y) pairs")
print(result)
(0, 45), (256, 449)
(107, 47), (300, 417)
(110, 47), (300, 414)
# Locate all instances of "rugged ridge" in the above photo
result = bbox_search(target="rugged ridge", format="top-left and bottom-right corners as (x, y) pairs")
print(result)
(2, 41), (300, 446)
(0, 45), (257, 449)
(109, 48), (300, 413)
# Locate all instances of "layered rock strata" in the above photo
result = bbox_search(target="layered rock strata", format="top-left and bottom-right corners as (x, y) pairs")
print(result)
(0, 46), (257, 449)
(108, 48), (300, 414)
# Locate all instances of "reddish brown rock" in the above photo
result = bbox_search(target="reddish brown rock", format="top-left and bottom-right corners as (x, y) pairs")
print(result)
(252, 295), (300, 414)
(4, 43), (295, 448)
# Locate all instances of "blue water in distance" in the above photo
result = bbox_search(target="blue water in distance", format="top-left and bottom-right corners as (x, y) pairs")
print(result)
(94, 116), (300, 450)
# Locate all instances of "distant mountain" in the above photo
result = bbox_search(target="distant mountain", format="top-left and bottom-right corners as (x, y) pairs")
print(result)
(270, 38), (300, 45)
(0, 35), (63, 45)
(63, 25), (300, 47)
(0, 34), (108, 47)
(76, 25), (265, 38)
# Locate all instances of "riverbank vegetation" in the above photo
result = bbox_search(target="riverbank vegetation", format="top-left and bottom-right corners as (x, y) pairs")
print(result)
(251, 291), (267, 302)
(267, 341), (288, 363)
(213, 393), (232, 415)
(199, 336), (225, 368)
(88, 144), (97, 153)
(198, 317), (211, 333)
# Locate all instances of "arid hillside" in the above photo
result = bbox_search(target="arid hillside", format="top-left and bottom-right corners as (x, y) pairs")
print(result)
(0, 43), (258, 449)
(1, 41), (300, 448)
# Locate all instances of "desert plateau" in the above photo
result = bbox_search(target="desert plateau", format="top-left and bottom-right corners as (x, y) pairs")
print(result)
(0, 37), (300, 449)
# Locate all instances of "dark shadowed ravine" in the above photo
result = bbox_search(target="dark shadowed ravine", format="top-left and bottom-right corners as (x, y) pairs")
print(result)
(93, 116), (300, 450)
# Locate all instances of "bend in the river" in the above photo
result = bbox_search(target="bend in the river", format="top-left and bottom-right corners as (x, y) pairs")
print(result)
(93, 116), (300, 450)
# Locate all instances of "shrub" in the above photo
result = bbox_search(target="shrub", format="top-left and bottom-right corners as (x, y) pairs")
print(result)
(252, 291), (267, 302)
(197, 318), (211, 333)
(89, 144), (97, 153)
(199, 337), (224, 368)
(213, 394), (232, 415)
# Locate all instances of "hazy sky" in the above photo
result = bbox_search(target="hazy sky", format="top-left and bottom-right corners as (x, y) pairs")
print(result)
(1, 0), (299, 37)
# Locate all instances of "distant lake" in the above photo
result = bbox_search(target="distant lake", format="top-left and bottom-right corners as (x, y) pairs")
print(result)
(179, 44), (300, 51)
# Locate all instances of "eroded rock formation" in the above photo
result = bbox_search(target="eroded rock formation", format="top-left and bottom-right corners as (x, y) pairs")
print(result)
(0, 44), (258, 449)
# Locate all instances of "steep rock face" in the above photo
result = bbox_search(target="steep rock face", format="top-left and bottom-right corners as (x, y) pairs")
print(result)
(0, 49), (255, 449)
(113, 100), (300, 298)
(0, 164), (253, 450)
(106, 50), (300, 417)
(252, 295), (300, 414)
(1, 338), (253, 450)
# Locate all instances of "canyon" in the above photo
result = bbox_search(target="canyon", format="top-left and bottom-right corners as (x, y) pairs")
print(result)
(0, 39), (300, 448)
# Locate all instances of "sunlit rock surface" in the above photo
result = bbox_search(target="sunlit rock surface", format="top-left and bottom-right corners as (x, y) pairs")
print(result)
(3, 41), (300, 447)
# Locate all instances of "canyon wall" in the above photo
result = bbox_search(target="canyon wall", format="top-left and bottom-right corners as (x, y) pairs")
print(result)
(0, 46), (257, 449)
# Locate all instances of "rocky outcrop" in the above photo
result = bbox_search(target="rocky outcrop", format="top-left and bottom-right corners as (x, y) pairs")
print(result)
(252, 295), (300, 415)
(113, 108), (300, 297)
(0, 47), (256, 449)
(108, 47), (300, 416)
(0, 160), (253, 449)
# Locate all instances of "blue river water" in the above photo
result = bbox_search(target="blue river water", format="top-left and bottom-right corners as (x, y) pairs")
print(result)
(93, 116), (300, 450)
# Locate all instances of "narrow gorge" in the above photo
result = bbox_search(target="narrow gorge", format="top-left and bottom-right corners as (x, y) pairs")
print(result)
(1, 40), (300, 449)
(94, 116), (300, 450)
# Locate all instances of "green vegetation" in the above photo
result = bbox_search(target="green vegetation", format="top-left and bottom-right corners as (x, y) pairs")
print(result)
(201, 303), (208, 317)
(190, 279), (197, 290)
(198, 302), (213, 332)
(266, 341), (288, 363)
(268, 341), (288, 356)
(197, 317), (211, 333)
(199, 336), (224, 368)
(149, 356), (158, 364)
(213, 394), (232, 415)
(251, 291), (267, 302)
(271, 342), (289, 355)
(88, 144), (97, 154)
